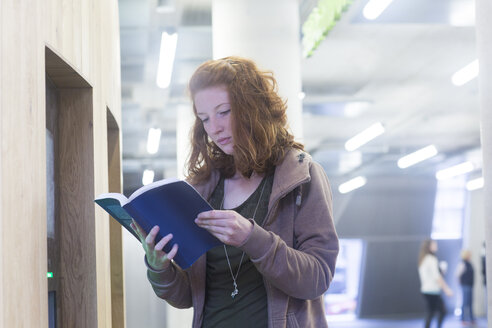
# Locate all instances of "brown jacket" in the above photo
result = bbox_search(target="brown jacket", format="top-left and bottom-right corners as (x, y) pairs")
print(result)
(146, 148), (339, 327)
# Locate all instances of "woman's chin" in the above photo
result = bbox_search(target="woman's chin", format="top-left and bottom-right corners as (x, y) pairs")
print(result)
(221, 146), (234, 156)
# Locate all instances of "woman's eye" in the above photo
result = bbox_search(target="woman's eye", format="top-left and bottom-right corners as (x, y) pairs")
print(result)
(219, 109), (231, 116)
(201, 118), (209, 123)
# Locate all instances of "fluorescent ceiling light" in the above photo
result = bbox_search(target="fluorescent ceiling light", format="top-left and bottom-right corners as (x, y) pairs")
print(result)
(156, 32), (178, 89)
(435, 161), (474, 180)
(142, 169), (155, 186)
(452, 59), (479, 86)
(147, 128), (162, 154)
(363, 0), (394, 20)
(345, 122), (385, 151)
(339, 176), (367, 194)
(298, 92), (306, 100)
(466, 177), (484, 191)
(397, 145), (438, 169)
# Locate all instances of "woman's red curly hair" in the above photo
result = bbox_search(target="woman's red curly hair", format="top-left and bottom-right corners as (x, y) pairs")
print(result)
(186, 56), (303, 184)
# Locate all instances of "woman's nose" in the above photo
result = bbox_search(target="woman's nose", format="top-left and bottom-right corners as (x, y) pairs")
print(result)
(209, 118), (223, 134)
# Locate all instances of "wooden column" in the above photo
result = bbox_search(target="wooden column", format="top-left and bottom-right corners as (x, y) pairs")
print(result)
(0, 0), (122, 326)
(58, 88), (97, 327)
(107, 109), (126, 327)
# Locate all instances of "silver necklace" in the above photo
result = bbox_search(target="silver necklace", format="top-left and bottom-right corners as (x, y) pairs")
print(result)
(221, 177), (267, 299)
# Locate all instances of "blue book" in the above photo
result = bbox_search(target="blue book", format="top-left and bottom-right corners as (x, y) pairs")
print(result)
(95, 178), (222, 269)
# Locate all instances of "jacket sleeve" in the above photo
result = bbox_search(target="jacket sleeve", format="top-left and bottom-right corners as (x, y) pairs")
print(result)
(239, 162), (339, 300)
(145, 256), (193, 308)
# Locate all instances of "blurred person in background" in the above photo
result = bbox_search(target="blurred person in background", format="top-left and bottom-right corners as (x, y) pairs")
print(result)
(456, 249), (475, 326)
(418, 239), (453, 328)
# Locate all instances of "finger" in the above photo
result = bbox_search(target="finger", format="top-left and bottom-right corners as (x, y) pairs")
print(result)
(199, 225), (231, 236)
(130, 219), (141, 234)
(196, 210), (231, 220)
(131, 220), (147, 242)
(167, 244), (179, 260)
(145, 225), (160, 246)
(195, 218), (230, 227)
(155, 233), (173, 251)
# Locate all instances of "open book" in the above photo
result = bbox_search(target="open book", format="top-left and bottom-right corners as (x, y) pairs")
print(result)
(95, 178), (222, 269)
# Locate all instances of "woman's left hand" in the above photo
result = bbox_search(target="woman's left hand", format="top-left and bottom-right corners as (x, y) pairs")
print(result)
(195, 210), (253, 247)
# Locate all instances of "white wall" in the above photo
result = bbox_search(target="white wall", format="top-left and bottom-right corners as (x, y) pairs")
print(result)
(463, 188), (486, 317)
(123, 231), (168, 328)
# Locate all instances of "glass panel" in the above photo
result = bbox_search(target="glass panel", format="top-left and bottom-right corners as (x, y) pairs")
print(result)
(325, 239), (364, 321)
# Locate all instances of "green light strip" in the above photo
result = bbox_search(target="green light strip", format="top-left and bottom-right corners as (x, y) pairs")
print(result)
(47, 272), (54, 278)
(302, 0), (352, 58)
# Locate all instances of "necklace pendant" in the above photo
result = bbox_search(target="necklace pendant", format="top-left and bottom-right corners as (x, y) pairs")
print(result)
(231, 281), (238, 298)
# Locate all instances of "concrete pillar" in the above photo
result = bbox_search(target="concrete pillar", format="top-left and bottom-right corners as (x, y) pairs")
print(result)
(212, 0), (304, 140)
(475, 0), (492, 320)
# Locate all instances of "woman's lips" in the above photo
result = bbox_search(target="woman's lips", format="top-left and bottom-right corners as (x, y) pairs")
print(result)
(217, 137), (231, 145)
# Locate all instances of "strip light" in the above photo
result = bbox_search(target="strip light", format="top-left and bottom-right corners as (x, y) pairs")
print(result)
(466, 177), (484, 191)
(156, 32), (178, 89)
(452, 59), (479, 86)
(363, 0), (394, 20)
(142, 169), (155, 186)
(397, 145), (438, 169)
(339, 176), (367, 194)
(345, 122), (385, 151)
(147, 128), (162, 154)
(435, 161), (474, 180)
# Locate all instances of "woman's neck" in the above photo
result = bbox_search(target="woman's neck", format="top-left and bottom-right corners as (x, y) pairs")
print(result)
(222, 170), (265, 209)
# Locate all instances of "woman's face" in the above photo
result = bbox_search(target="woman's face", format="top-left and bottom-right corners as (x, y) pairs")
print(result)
(430, 241), (438, 253)
(194, 85), (234, 155)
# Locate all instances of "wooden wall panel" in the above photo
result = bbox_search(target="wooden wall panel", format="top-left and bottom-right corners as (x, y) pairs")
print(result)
(1, 1), (48, 327)
(58, 89), (97, 327)
(108, 110), (125, 328)
(0, 0), (122, 327)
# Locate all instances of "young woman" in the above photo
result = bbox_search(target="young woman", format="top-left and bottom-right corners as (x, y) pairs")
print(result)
(418, 239), (453, 328)
(131, 57), (339, 327)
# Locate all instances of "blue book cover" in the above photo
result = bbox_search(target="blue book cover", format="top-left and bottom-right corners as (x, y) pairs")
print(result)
(95, 178), (222, 269)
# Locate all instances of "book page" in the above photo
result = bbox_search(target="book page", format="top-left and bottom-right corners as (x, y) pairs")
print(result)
(128, 177), (181, 202)
(95, 192), (129, 206)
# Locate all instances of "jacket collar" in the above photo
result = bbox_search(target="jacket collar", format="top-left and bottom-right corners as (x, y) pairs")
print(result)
(269, 148), (311, 205)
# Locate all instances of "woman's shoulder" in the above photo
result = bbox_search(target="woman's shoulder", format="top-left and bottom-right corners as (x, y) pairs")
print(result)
(278, 147), (316, 169)
(421, 254), (438, 265)
(187, 170), (221, 199)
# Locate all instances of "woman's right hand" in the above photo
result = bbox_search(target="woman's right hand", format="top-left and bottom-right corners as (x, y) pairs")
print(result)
(443, 286), (453, 297)
(131, 219), (179, 271)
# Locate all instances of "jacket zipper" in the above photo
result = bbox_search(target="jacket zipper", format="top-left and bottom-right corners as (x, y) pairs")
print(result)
(261, 176), (310, 328)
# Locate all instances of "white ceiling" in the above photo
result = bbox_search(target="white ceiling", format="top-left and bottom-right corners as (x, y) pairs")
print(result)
(118, 0), (480, 194)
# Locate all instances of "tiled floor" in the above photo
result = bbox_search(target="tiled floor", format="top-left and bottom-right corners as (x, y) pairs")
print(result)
(328, 316), (487, 328)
